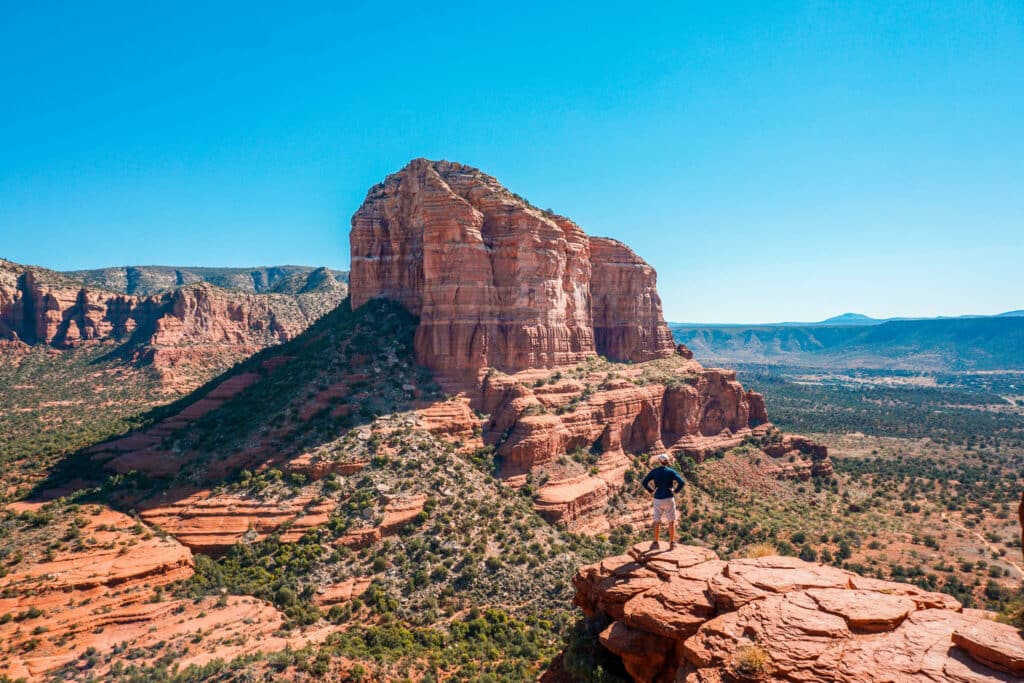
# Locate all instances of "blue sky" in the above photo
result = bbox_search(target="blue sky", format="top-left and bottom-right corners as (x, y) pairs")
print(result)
(2, 1), (1021, 323)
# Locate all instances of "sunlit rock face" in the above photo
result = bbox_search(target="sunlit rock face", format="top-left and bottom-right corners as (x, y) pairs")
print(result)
(573, 543), (1024, 682)
(349, 158), (675, 378)
(349, 159), (833, 532)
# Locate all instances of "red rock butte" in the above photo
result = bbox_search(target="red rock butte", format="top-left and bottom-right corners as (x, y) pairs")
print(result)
(349, 158), (676, 378)
(347, 159), (833, 531)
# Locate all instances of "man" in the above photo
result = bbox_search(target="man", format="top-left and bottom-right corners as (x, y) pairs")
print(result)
(641, 453), (686, 548)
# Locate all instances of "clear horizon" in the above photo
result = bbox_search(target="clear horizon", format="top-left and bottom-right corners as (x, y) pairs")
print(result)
(2, 2), (1022, 323)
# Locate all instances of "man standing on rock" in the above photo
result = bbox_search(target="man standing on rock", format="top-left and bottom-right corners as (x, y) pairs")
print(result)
(642, 453), (686, 548)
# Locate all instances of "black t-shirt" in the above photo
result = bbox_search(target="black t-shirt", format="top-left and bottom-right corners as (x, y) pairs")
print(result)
(642, 465), (686, 500)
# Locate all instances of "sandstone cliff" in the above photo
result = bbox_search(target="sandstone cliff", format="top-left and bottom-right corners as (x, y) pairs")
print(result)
(475, 359), (831, 531)
(69, 161), (832, 549)
(0, 259), (346, 388)
(573, 543), (1024, 682)
(0, 502), (328, 680)
(590, 237), (676, 364)
(349, 159), (675, 377)
(349, 160), (832, 530)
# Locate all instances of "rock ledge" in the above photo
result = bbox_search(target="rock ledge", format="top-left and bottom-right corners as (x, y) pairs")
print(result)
(574, 543), (1023, 682)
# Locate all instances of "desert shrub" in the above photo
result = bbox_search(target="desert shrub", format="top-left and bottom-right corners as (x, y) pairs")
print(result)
(742, 543), (778, 558)
(733, 643), (772, 676)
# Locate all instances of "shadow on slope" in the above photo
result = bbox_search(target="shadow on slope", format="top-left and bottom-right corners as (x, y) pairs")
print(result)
(32, 297), (435, 501)
(27, 297), (620, 681)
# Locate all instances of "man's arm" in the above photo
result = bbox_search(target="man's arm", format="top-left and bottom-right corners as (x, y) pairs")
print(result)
(641, 470), (655, 493)
(672, 469), (686, 493)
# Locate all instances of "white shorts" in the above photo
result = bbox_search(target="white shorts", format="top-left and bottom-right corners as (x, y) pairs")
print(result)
(652, 497), (677, 524)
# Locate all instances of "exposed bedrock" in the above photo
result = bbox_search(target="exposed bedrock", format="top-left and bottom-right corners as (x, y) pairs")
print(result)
(0, 259), (345, 388)
(589, 236), (676, 363)
(0, 503), (326, 681)
(348, 159), (675, 377)
(573, 543), (1024, 682)
(348, 159), (833, 530)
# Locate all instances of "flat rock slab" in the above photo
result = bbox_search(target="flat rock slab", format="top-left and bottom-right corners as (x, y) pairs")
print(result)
(806, 588), (915, 633)
(953, 619), (1024, 676)
(628, 542), (718, 570)
(709, 556), (854, 609)
(574, 545), (1020, 683)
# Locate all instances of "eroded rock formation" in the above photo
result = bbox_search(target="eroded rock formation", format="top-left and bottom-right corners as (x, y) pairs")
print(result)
(590, 237), (676, 364)
(75, 160), (831, 547)
(64, 264), (348, 296)
(0, 259), (346, 388)
(574, 543), (1024, 682)
(477, 360), (831, 530)
(348, 159), (832, 529)
(0, 503), (327, 680)
(349, 159), (675, 377)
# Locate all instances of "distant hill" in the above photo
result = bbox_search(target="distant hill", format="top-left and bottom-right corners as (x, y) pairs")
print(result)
(63, 264), (349, 296)
(671, 315), (1024, 371)
(672, 311), (1024, 328)
(818, 312), (883, 325)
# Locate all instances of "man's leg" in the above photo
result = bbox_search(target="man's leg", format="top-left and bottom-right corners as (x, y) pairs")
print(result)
(652, 522), (661, 545)
(666, 498), (677, 548)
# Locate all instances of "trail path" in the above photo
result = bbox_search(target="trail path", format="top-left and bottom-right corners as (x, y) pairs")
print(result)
(941, 513), (1023, 579)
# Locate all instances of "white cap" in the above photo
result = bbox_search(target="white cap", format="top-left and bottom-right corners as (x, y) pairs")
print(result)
(657, 453), (670, 464)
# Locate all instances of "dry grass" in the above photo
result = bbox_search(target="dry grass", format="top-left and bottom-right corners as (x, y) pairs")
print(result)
(742, 543), (779, 558)
(733, 643), (772, 677)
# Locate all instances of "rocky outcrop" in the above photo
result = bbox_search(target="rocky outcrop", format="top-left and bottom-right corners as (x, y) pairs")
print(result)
(349, 159), (675, 377)
(347, 160), (831, 531)
(0, 259), (345, 388)
(483, 367), (774, 473)
(590, 237), (675, 363)
(477, 361), (831, 529)
(573, 543), (1024, 682)
(0, 265), (145, 345)
(0, 503), (327, 681)
(137, 489), (337, 554)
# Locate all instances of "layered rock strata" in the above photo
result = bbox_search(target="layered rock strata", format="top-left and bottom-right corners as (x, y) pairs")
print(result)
(0, 503), (327, 681)
(349, 159), (675, 376)
(478, 360), (831, 529)
(0, 259), (345, 388)
(348, 159), (832, 530)
(78, 160), (831, 548)
(64, 264), (348, 296)
(589, 237), (676, 363)
(574, 543), (1024, 682)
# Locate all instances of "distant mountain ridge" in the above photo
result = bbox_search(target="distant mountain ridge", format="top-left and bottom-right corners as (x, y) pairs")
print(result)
(671, 310), (1024, 328)
(671, 314), (1024, 371)
(64, 264), (349, 296)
